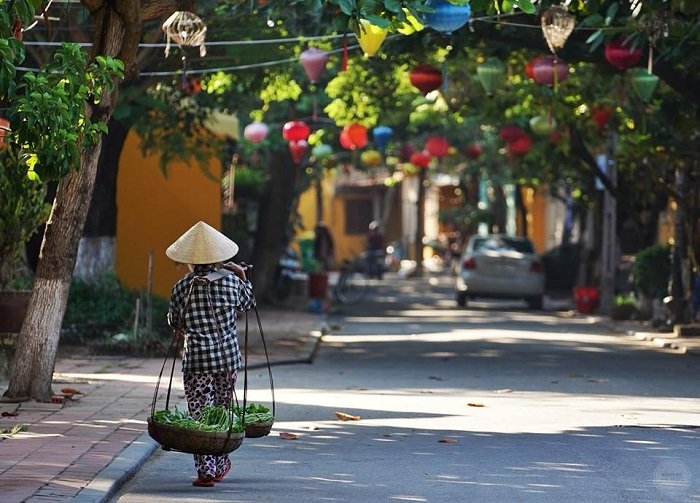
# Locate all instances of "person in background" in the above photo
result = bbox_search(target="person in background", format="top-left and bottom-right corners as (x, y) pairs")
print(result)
(366, 220), (386, 279)
(313, 221), (335, 271)
(166, 221), (256, 487)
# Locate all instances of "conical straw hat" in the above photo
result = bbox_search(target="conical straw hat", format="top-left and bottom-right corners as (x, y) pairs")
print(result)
(166, 221), (239, 264)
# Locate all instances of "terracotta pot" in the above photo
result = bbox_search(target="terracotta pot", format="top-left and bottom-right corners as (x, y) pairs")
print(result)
(0, 290), (31, 333)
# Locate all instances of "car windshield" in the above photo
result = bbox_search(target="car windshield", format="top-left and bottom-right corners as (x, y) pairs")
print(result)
(472, 237), (534, 254)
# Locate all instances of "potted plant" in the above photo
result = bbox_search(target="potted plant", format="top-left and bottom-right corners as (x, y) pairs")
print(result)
(0, 143), (51, 333)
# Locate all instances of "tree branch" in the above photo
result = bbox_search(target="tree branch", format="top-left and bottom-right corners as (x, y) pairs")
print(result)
(568, 124), (619, 199)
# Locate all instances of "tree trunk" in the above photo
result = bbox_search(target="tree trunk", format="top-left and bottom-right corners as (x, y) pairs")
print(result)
(253, 151), (298, 298)
(4, 141), (104, 401)
(671, 162), (691, 325)
(75, 118), (129, 282)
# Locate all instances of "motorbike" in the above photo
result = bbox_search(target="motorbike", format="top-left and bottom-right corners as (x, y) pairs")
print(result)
(270, 247), (307, 303)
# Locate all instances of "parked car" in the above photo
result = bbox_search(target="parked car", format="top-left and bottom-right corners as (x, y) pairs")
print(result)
(455, 235), (545, 309)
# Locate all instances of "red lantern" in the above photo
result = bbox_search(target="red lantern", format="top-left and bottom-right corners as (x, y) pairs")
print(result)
(289, 140), (308, 164)
(341, 123), (368, 150)
(499, 125), (526, 144)
(525, 56), (548, 81)
(180, 76), (202, 95)
(299, 47), (329, 84)
(410, 151), (432, 169)
(466, 144), (483, 160)
(282, 121), (310, 142)
(409, 64), (442, 95)
(507, 134), (532, 156)
(532, 56), (568, 86)
(591, 105), (612, 131)
(0, 118), (9, 149)
(424, 136), (450, 158)
(604, 38), (642, 70)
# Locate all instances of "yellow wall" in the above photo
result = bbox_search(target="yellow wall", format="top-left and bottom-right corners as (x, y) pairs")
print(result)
(115, 130), (222, 299)
(520, 186), (547, 254)
(295, 171), (367, 266)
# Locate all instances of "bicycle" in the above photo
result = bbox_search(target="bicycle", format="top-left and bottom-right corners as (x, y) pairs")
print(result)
(333, 256), (370, 304)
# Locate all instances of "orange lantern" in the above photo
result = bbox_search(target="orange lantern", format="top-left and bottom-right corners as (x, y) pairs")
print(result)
(341, 123), (368, 150)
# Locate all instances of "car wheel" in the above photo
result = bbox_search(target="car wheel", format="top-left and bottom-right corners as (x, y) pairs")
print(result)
(527, 296), (543, 310)
(456, 292), (467, 307)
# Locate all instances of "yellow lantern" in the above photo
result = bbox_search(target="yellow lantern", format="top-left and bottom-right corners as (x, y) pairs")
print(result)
(356, 19), (388, 57)
(361, 149), (383, 168)
(397, 9), (424, 35)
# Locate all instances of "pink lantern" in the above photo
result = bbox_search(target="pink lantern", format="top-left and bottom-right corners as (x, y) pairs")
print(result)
(425, 136), (450, 158)
(410, 151), (432, 169)
(282, 121), (310, 142)
(300, 47), (329, 84)
(499, 125), (526, 144)
(507, 134), (532, 156)
(604, 38), (642, 70)
(525, 56), (548, 81)
(340, 123), (368, 150)
(289, 140), (308, 164)
(532, 56), (568, 86)
(243, 121), (269, 144)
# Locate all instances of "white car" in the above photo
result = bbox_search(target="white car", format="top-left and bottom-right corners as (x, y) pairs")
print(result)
(455, 235), (545, 309)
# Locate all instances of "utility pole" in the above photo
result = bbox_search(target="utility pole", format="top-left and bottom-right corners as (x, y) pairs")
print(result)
(599, 131), (617, 313)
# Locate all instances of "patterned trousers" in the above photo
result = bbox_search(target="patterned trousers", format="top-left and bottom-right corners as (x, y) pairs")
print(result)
(183, 371), (238, 479)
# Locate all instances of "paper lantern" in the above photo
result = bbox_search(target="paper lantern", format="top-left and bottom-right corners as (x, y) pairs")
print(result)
(0, 118), (9, 149)
(356, 19), (388, 57)
(604, 38), (642, 70)
(289, 140), (308, 164)
(282, 121), (310, 142)
(507, 134), (532, 156)
(203, 111), (239, 140)
(532, 56), (568, 86)
(397, 10), (424, 35)
(525, 56), (548, 81)
(361, 149), (383, 168)
(243, 121), (269, 144)
(424, 136), (450, 158)
(410, 151), (432, 169)
(422, 0), (471, 35)
(476, 57), (505, 96)
(410, 64), (442, 95)
(540, 6), (575, 54)
(372, 126), (393, 151)
(529, 115), (556, 137)
(311, 143), (333, 161)
(400, 143), (416, 162)
(341, 123), (368, 150)
(465, 144), (482, 160)
(631, 69), (660, 102)
(591, 105), (612, 131)
(162, 11), (207, 58)
(499, 125), (526, 144)
(299, 47), (329, 83)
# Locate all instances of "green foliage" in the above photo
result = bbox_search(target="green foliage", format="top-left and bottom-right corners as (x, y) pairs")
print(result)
(9, 44), (123, 181)
(632, 244), (671, 299)
(62, 272), (169, 337)
(610, 293), (637, 320)
(0, 145), (50, 289)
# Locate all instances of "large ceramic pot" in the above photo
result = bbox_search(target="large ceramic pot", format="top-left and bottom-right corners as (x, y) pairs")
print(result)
(0, 290), (31, 333)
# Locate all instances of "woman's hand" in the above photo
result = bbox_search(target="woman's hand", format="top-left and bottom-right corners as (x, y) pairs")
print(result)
(223, 261), (248, 280)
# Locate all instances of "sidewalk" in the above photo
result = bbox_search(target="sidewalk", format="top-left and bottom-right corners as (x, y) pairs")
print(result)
(0, 305), (326, 503)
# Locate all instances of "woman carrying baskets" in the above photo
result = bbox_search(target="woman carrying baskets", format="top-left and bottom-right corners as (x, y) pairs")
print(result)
(166, 221), (255, 487)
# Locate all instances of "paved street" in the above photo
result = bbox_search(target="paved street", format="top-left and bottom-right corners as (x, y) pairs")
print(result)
(113, 274), (700, 502)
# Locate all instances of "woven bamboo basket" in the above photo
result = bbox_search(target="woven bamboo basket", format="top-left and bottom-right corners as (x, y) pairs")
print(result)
(244, 419), (274, 438)
(148, 417), (244, 455)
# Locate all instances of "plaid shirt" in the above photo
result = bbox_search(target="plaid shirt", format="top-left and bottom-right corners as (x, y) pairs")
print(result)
(168, 265), (255, 375)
